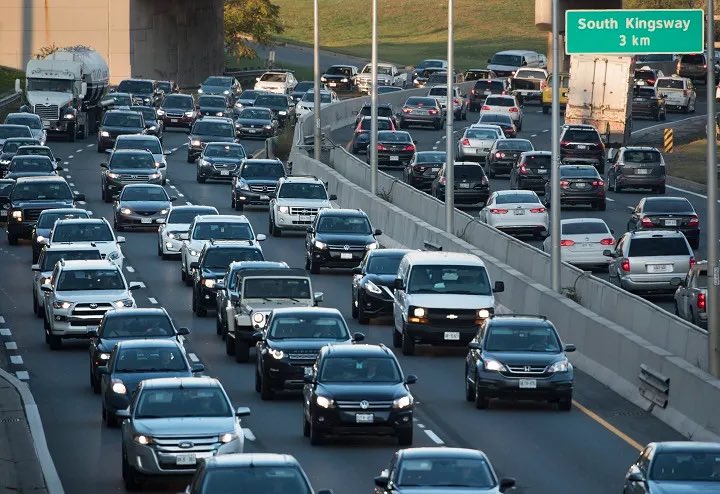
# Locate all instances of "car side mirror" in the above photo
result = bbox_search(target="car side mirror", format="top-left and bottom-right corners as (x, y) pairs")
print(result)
(179, 233), (189, 240)
(170, 196), (177, 202)
(116, 408), (131, 419)
(128, 282), (143, 290)
(303, 375), (315, 384)
(191, 363), (205, 373)
(670, 277), (684, 287)
(374, 476), (389, 488)
(564, 344), (576, 353)
(393, 278), (404, 290)
(404, 374), (418, 385)
(116, 236), (126, 243)
(493, 281), (505, 293)
(235, 406), (251, 417)
(164, 150), (171, 155)
(374, 229), (383, 236)
(468, 341), (481, 350)
(314, 292), (324, 303)
(88, 328), (99, 338)
(55, 165), (64, 171)
(306, 227), (314, 234)
(256, 234), (267, 242)
(190, 261), (199, 269)
(97, 366), (109, 375)
(627, 470), (645, 483)
(329, 194), (337, 201)
(31, 264), (41, 271)
(499, 478), (516, 493)
(40, 284), (53, 292)
(177, 327), (190, 336)
(603, 249), (616, 258)
(352, 332), (365, 342)
(626, 206), (635, 213)
(100, 163), (108, 168)
(251, 331), (264, 342)
(74, 193), (85, 201)
(352, 267), (363, 275)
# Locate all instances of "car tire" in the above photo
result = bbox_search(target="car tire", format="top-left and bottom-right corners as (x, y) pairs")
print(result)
(271, 218), (281, 237)
(260, 372), (274, 400)
(225, 334), (235, 356)
(614, 178), (623, 193)
(474, 381), (489, 409)
(48, 333), (62, 350)
(303, 414), (310, 437)
(351, 297), (358, 319)
(194, 295), (207, 317)
(187, 154), (194, 163)
(398, 428), (413, 446)
(7, 233), (18, 246)
(401, 327), (415, 356)
(196, 174), (206, 184)
(433, 121), (442, 131)
(114, 220), (124, 232)
(465, 369), (476, 401)
(102, 188), (111, 203)
(122, 449), (143, 492)
(392, 324), (402, 348)
(309, 258), (320, 275)
(235, 338), (250, 363)
(216, 315), (223, 336)
(309, 417), (324, 446)
(357, 305), (370, 325)
(657, 184), (666, 194)
(558, 398), (573, 411)
(598, 201), (607, 211)
(235, 201), (244, 211)
(254, 369), (262, 392)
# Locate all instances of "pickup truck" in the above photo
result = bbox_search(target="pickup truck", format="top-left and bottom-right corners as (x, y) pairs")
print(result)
(225, 267), (323, 362)
(510, 68), (548, 102)
(354, 63), (408, 94)
(673, 262), (708, 329)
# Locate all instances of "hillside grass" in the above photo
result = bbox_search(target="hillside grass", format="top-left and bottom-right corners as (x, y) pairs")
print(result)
(0, 66), (23, 96)
(663, 139), (719, 185)
(271, 0), (547, 69)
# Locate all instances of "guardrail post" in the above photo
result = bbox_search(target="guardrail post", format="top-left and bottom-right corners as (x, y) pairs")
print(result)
(663, 128), (673, 153)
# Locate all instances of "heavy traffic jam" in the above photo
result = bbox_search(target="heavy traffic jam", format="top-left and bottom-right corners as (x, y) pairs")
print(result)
(0, 44), (717, 493)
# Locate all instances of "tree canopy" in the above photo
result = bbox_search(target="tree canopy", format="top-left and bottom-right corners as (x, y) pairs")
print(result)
(224, 0), (285, 59)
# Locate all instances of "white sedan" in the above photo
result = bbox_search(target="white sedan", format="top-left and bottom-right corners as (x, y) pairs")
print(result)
(479, 94), (523, 130)
(479, 190), (548, 238)
(295, 90), (340, 118)
(542, 218), (614, 269)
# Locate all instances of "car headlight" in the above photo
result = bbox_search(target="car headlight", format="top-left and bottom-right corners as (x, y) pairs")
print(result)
(216, 112), (224, 116)
(223, 90), (230, 95)
(144, 97), (150, 103)
(0, 159), (10, 165)
(98, 352), (111, 361)
(198, 159), (209, 167)
(184, 111), (194, 117)
(238, 181), (250, 190)
(393, 395), (413, 409)
(36, 235), (45, 243)
(191, 139), (201, 146)
(321, 76), (327, 82)
(477, 309), (491, 319)
(64, 113), (75, 120)
(133, 434), (153, 445)
(114, 298), (134, 308)
(264, 124), (272, 129)
(149, 125), (157, 130)
(278, 206), (289, 214)
(269, 348), (285, 360)
(190, 249), (199, 257)
(548, 358), (571, 373)
(316, 396), (334, 408)
(484, 359), (507, 372)
(52, 300), (71, 309)
(203, 279), (216, 288)
(366, 241), (379, 250)
(107, 251), (121, 261)
(314, 240), (327, 249)
(149, 172), (161, 179)
(413, 307), (426, 318)
(106, 171), (121, 179)
(341, 78), (348, 82)
(235, 122), (243, 129)
(112, 381), (127, 394)
(219, 432), (237, 443)
(120, 208), (132, 215)
(252, 312), (266, 324)
(100, 131), (110, 137)
(278, 111), (287, 115)
(11, 210), (22, 220)
(365, 280), (382, 294)
(159, 209), (168, 215)
(167, 232), (176, 239)
(157, 109), (165, 116)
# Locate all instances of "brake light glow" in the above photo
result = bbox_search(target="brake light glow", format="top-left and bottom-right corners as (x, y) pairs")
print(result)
(428, 109), (439, 115)
(403, 144), (416, 152)
(530, 207), (546, 213)
(377, 144), (387, 151)
(519, 163), (527, 175)
(641, 217), (653, 227)
(439, 177), (447, 185)
(461, 138), (471, 146)
(482, 105), (491, 110)
(690, 256), (696, 268)
(453, 98), (461, 105)
(689, 215), (699, 226)
(600, 237), (614, 245)
(621, 258), (630, 272)
(560, 239), (575, 247)
(402, 108), (412, 113)
(490, 208), (509, 214)
(509, 107), (519, 112)
(560, 180), (570, 188)
(560, 140), (570, 147)
(698, 292), (706, 311)
(592, 180), (604, 187)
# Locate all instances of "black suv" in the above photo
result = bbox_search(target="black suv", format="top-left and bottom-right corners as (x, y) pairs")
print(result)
(305, 209), (382, 274)
(255, 307), (363, 399)
(485, 138), (534, 178)
(510, 151), (551, 193)
(187, 117), (238, 163)
(302, 344), (417, 445)
(129, 105), (164, 140)
(196, 142), (247, 184)
(253, 93), (296, 127)
(88, 308), (189, 393)
(158, 93), (197, 130)
(430, 161), (490, 206)
(355, 103), (397, 127)
(626, 196), (700, 249)
(6, 176), (84, 245)
(100, 149), (162, 202)
(631, 86), (666, 121)
(97, 110), (145, 152)
(197, 95), (232, 118)
(464, 315), (576, 411)
(231, 159), (287, 210)
(191, 240), (265, 317)
(352, 249), (413, 324)
(559, 124), (605, 173)
(116, 78), (163, 107)
(0, 137), (39, 176)
(469, 78), (510, 111)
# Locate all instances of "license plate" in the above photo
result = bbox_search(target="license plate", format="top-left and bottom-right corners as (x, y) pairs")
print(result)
(141, 218), (152, 224)
(431, 167), (440, 172)
(581, 243), (594, 248)
(444, 331), (460, 340)
(648, 264), (672, 273)
(636, 168), (650, 174)
(459, 183), (470, 188)
(248, 129), (258, 133)
(220, 170), (230, 176)
(170, 119), (178, 123)
(575, 183), (588, 188)
(519, 379), (537, 389)
(0, 210), (6, 216)
(538, 169), (548, 174)
(356, 413), (374, 423)
(514, 209), (525, 215)
(176, 454), (196, 465)
(299, 215), (312, 222)
(665, 219), (677, 226)
(329, 82), (337, 87)
(304, 366), (313, 376)
(340, 253), (353, 260)
(389, 156), (400, 161)
(260, 195), (270, 201)
(576, 144), (588, 150)
(484, 90), (491, 95)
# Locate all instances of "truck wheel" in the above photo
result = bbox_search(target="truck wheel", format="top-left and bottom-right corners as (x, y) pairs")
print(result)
(68, 124), (76, 142)
(7, 233), (18, 246)
(235, 339), (250, 363)
(401, 329), (415, 356)
(225, 334), (236, 356)
(48, 333), (62, 350)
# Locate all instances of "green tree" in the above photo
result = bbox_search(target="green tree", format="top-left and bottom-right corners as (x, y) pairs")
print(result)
(224, 0), (285, 59)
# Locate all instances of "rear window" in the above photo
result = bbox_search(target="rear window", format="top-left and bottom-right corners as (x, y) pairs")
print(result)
(378, 132), (411, 143)
(497, 140), (533, 151)
(635, 70), (655, 80)
(485, 97), (514, 107)
(562, 221), (609, 235)
(406, 97), (437, 106)
(563, 129), (600, 142)
(524, 154), (551, 167)
(656, 79), (684, 90)
(623, 150), (662, 164)
(359, 119), (393, 131)
(466, 129), (498, 139)
(636, 54), (675, 62)
(644, 199), (693, 213)
(495, 193), (539, 204)
(628, 237), (690, 256)
(559, 167), (599, 178)
(453, 165), (484, 179)
(474, 81), (504, 91)
(490, 54), (522, 67)
(428, 87), (447, 96)
(681, 54), (705, 64)
(634, 87), (656, 98)
(480, 114), (512, 125)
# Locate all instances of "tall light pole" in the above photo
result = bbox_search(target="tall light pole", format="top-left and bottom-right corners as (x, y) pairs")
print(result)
(445, 0), (455, 233)
(370, 0), (378, 195)
(313, 0), (321, 161)
(550, 0), (561, 293)
(706, 0), (720, 377)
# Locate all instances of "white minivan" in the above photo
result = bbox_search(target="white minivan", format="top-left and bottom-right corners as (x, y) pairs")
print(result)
(487, 50), (544, 77)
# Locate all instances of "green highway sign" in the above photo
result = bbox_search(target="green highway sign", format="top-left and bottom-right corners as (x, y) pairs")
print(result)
(565, 9), (704, 55)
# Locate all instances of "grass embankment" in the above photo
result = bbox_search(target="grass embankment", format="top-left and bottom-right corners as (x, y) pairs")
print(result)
(0, 66), (23, 95)
(271, 0), (546, 69)
(663, 139), (720, 185)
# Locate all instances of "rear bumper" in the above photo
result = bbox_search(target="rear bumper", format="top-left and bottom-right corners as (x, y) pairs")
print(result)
(616, 175), (665, 188)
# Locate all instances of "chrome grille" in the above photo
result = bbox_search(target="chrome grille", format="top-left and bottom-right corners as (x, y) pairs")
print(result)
(212, 163), (237, 172)
(328, 244), (366, 251)
(249, 185), (276, 193)
(23, 208), (45, 222)
(336, 400), (393, 410)
(166, 112), (184, 117)
(426, 308), (480, 328)
(287, 350), (319, 361)
(34, 104), (59, 120)
(70, 303), (113, 326)
(152, 434), (220, 453)
(118, 174), (152, 183)
(289, 207), (319, 216)
(501, 364), (550, 378)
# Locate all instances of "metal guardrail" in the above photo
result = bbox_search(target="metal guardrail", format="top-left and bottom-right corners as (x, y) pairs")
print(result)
(423, 241), (443, 251)
(639, 364), (670, 408)
(0, 91), (22, 110)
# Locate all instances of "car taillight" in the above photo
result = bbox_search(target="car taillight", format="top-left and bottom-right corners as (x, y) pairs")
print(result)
(647, 78), (655, 85)
(530, 207), (546, 213)
(501, 90), (507, 95)
(592, 180), (604, 187)
(689, 215), (699, 226)
(509, 107), (519, 112)
(495, 152), (505, 158)
(471, 89), (477, 95)
(439, 177), (447, 185)
(519, 164), (528, 175)
(641, 217), (653, 227)
(560, 140), (570, 147)
(428, 109), (439, 115)
(377, 144), (387, 151)
(698, 292), (706, 311)
(482, 105), (491, 110)
(461, 138), (471, 146)
(690, 256), (696, 268)
(404, 144), (415, 151)
(453, 98), (461, 105)
(560, 180), (569, 188)
(490, 208), (508, 214)
(600, 237), (614, 245)
(560, 239), (575, 247)
(621, 258), (631, 272)
(683, 89), (689, 96)
(402, 108), (412, 113)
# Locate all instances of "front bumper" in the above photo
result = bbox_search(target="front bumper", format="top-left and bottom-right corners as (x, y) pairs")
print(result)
(377, 151), (414, 167)
(311, 247), (366, 268)
(237, 126), (274, 138)
(196, 284), (219, 308)
(620, 274), (682, 293)
(475, 369), (574, 401)
(125, 439), (242, 476)
(310, 406), (413, 436)
(116, 212), (166, 228)
(274, 210), (317, 231)
(405, 322), (478, 346)
(161, 114), (194, 128)
(7, 220), (35, 238)
(233, 188), (275, 205)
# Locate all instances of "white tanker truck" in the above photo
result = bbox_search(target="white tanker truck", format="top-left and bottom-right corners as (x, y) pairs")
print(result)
(15, 46), (109, 142)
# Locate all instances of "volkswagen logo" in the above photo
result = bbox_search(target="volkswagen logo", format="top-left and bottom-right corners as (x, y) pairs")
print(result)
(178, 441), (194, 449)
(89, 303), (98, 309)
(446, 314), (458, 319)
(343, 245), (350, 251)
(359, 400), (369, 410)
(524, 366), (531, 372)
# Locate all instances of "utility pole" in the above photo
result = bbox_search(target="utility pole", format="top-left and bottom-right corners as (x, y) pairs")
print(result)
(370, 0), (378, 195)
(313, 0), (321, 161)
(550, 0), (561, 293)
(445, 0), (455, 233)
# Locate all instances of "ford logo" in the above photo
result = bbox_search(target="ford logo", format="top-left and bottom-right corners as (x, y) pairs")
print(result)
(178, 441), (194, 449)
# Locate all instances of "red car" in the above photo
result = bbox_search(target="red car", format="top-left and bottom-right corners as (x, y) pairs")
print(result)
(157, 93), (197, 129)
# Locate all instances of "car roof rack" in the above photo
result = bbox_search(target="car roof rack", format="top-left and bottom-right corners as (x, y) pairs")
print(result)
(492, 314), (548, 320)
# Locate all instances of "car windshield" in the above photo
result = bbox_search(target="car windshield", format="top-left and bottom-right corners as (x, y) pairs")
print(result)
(192, 222), (253, 241)
(37, 211), (89, 228)
(117, 80), (153, 93)
(268, 314), (348, 339)
(120, 187), (168, 201)
(204, 77), (232, 87)
(27, 78), (72, 92)
(15, 147), (51, 158)
(260, 73), (287, 82)
(192, 121), (234, 137)
(485, 325), (562, 352)
(167, 208), (216, 224)
(254, 95), (288, 107)
(367, 254), (405, 275)
(56, 269), (125, 291)
(0, 126), (31, 139)
(130, 107), (157, 121)
(397, 457), (496, 488)
(635, 70), (656, 80)
(241, 162), (285, 179)
(623, 150), (662, 164)
(52, 222), (114, 242)
(562, 221), (609, 235)
(559, 167), (599, 178)
(515, 69), (545, 79)
(199, 96), (227, 107)
(407, 265), (491, 295)
(204, 144), (245, 159)
(453, 165), (484, 179)
(41, 250), (101, 270)
(466, 129), (497, 140)
(418, 60), (444, 69)
(163, 95), (194, 109)
(657, 79), (685, 90)
(563, 129), (600, 142)
(6, 116), (41, 129)
(277, 183), (327, 199)
(497, 140), (533, 151)
(480, 114), (512, 125)
(157, 82), (173, 93)
(320, 357), (401, 383)
(293, 83), (314, 93)
(100, 314), (174, 338)
(2, 140), (37, 153)
(10, 182), (72, 201)
(301, 92), (332, 103)
(204, 248), (263, 269)
(115, 346), (188, 372)
(110, 153), (156, 169)
(650, 451), (720, 481)
(103, 113), (142, 128)
(104, 94), (132, 106)
(628, 237), (690, 256)
(239, 109), (272, 120)
(495, 193), (540, 204)
(115, 139), (161, 154)
(134, 387), (231, 419)
(377, 66), (393, 75)
(326, 66), (354, 75)
(474, 81), (505, 91)
(406, 97), (437, 107)
(317, 216), (371, 234)
(644, 199), (693, 213)
(378, 132), (411, 143)
(359, 119), (393, 131)
(634, 87), (657, 98)
(416, 152), (445, 163)
(9, 157), (53, 173)
(681, 54), (705, 64)
(491, 54), (522, 66)
(243, 278), (310, 299)
(429, 88), (448, 96)
(485, 97), (515, 107)
(201, 466), (312, 494)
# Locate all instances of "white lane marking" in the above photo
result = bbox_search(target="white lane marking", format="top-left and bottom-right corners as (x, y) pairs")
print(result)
(126, 266), (135, 273)
(0, 328), (11, 336)
(165, 179), (171, 184)
(0, 316), (5, 323)
(148, 297), (158, 304)
(606, 197), (615, 202)
(185, 201), (193, 205)
(75, 149), (83, 153)
(15, 371), (29, 381)
(180, 143), (188, 147)
(66, 175), (72, 179)
(69, 183), (75, 187)
(531, 134), (538, 138)
(68, 155), (74, 159)
(432, 147), (438, 150)
(171, 148), (178, 153)
(86, 144), (93, 148)
(170, 185), (177, 189)
(417, 423), (426, 429)
(666, 184), (717, 201)
(188, 353), (200, 362)
(73, 190), (79, 194)
(10, 355), (23, 365)
(63, 161), (69, 165)
(542, 129), (549, 133)
(5, 342), (17, 350)
(243, 428), (256, 441)
(135, 282), (146, 288)
(424, 429), (445, 444)
(78, 201), (87, 205)
(177, 192), (185, 197)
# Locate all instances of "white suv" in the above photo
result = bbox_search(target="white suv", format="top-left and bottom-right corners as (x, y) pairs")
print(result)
(45, 218), (126, 269)
(40, 259), (141, 349)
(180, 214), (265, 285)
(268, 176), (336, 237)
(157, 205), (219, 259)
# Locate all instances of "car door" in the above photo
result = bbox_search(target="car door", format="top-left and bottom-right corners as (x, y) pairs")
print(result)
(352, 256), (367, 301)
(392, 261), (409, 330)
(609, 236), (626, 282)
(625, 447), (652, 494)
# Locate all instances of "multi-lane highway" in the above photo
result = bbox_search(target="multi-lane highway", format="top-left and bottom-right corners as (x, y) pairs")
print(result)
(331, 86), (713, 314)
(0, 109), (690, 494)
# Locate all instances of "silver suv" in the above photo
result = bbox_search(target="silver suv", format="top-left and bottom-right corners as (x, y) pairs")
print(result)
(605, 230), (694, 294)
(118, 376), (250, 490)
(268, 176), (335, 237)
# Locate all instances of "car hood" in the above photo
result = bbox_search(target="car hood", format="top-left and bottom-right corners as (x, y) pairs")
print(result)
(112, 370), (193, 392)
(275, 198), (330, 208)
(395, 487), (500, 494)
(241, 178), (279, 186)
(267, 339), (351, 351)
(190, 135), (235, 143)
(5, 171), (56, 179)
(203, 156), (242, 165)
(237, 118), (271, 126)
(364, 274), (397, 287)
(314, 233), (375, 245)
(119, 200), (170, 212)
(132, 416), (235, 436)
(484, 350), (563, 367)
(26, 91), (73, 108)
(53, 289), (131, 302)
(200, 86), (230, 95)
(101, 125), (144, 134)
(108, 167), (157, 175)
(255, 82), (286, 89)
(201, 268), (226, 279)
(647, 481), (720, 494)
(12, 199), (74, 209)
(97, 336), (176, 352)
(405, 293), (495, 309)
(162, 106), (193, 113)
(316, 382), (407, 401)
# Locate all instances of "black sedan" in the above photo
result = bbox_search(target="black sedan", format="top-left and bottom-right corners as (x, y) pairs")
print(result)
(321, 65), (358, 91)
(197, 95), (232, 118)
(485, 138), (534, 178)
(231, 158), (286, 210)
(352, 249), (412, 324)
(367, 130), (416, 168)
(403, 151), (446, 190)
(129, 105), (164, 141)
(255, 307), (363, 399)
(97, 110), (145, 152)
(632, 86), (667, 121)
(626, 196), (700, 249)
(510, 151), (551, 193)
(5, 155), (61, 180)
(431, 161), (490, 205)
(0, 137), (40, 176)
(113, 184), (176, 231)
(196, 142), (247, 183)
(355, 103), (397, 128)
(235, 108), (278, 139)
(253, 93), (296, 127)
(543, 165), (606, 211)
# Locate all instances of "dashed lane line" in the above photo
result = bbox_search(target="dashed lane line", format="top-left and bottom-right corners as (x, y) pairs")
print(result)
(126, 266), (135, 273)
(5, 342), (17, 350)
(243, 428), (256, 441)
(188, 353), (200, 363)
(75, 149), (83, 153)
(0, 328), (10, 336)
(0, 316), (5, 324)
(148, 297), (158, 304)
(68, 155), (74, 159)
(424, 429), (445, 445)
(177, 192), (184, 197)
(69, 183), (75, 187)
(63, 161), (69, 165)
(185, 201), (193, 205)
(86, 144), (93, 148)
(135, 282), (146, 288)
(15, 371), (29, 381)
(10, 355), (23, 365)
